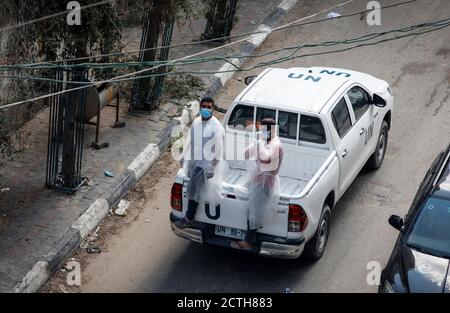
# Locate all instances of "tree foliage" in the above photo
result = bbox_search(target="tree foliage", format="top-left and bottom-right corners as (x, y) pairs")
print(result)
(0, 1), (123, 157)
(0, 0), (122, 62)
(0, 0), (207, 157)
(116, 0), (207, 27)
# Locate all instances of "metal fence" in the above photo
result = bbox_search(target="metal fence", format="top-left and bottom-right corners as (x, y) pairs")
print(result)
(46, 70), (87, 194)
(202, 0), (238, 41)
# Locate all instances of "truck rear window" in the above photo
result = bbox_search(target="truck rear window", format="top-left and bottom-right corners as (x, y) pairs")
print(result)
(228, 105), (326, 144)
(256, 107), (276, 126)
(300, 115), (326, 144)
(278, 111), (298, 140)
(227, 104), (254, 131)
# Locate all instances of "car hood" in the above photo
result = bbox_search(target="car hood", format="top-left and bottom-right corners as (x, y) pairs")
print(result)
(401, 246), (450, 293)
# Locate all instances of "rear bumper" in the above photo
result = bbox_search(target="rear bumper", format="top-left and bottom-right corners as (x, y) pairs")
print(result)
(170, 222), (203, 244)
(170, 213), (305, 259)
(259, 241), (305, 259)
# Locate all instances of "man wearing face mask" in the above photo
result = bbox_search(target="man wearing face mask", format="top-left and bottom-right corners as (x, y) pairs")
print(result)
(231, 118), (284, 250)
(175, 97), (225, 229)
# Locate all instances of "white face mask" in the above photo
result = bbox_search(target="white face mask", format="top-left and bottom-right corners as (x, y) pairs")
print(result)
(262, 130), (271, 139)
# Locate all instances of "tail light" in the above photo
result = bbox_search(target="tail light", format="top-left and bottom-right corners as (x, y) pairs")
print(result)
(288, 204), (308, 232)
(170, 183), (183, 211)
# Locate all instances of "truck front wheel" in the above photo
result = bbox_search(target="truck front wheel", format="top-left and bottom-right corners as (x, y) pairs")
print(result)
(304, 204), (331, 260)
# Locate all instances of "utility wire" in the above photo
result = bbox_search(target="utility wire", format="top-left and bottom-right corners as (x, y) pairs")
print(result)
(0, 37), (249, 110)
(10, 0), (359, 67)
(0, 0), (422, 72)
(104, 19), (450, 83)
(15, 0), (419, 68)
(1, 17), (448, 82)
(0, 18), (448, 89)
(0, 0), (361, 110)
(0, 0), (421, 70)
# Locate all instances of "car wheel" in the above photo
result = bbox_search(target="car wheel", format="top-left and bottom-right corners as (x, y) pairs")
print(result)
(366, 120), (388, 171)
(304, 204), (331, 260)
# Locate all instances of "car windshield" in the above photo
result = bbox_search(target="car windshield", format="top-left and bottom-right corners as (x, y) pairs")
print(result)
(406, 197), (450, 258)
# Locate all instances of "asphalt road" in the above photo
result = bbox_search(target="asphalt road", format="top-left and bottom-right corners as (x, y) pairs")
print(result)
(58, 0), (449, 293)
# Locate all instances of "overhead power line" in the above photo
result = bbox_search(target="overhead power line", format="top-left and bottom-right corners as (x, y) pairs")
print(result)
(10, 0), (358, 67)
(0, 0), (422, 72)
(0, 0), (360, 110)
(0, 17), (448, 100)
(1, 17), (448, 79)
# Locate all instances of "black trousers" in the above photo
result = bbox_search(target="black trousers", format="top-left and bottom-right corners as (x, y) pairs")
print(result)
(245, 221), (257, 243)
(186, 166), (206, 220)
(186, 199), (199, 221)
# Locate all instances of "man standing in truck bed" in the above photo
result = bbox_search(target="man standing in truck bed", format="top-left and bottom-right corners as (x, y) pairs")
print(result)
(175, 97), (225, 229)
(231, 118), (284, 250)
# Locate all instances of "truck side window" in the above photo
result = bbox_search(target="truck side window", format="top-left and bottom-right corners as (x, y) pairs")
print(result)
(278, 111), (298, 140)
(256, 107), (276, 128)
(331, 98), (352, 138)
(227, 104), (254, 131)
(299, 115), (326, 144)
(347, 86), (370, 121)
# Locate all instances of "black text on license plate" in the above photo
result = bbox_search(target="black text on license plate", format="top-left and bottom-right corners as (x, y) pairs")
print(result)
(215, 225), (246, 240)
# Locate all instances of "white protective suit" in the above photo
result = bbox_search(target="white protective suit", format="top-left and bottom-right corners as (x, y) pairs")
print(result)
(245, 135), (284, 230)
(182, 116), (225, 203)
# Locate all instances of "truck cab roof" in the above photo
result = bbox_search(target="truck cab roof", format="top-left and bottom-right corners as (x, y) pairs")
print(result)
(238, 67), (387, 114)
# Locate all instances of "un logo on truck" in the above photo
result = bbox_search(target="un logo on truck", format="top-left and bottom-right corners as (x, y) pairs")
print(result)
(205, 203), (220, 220)
(365, 122), (374, 145)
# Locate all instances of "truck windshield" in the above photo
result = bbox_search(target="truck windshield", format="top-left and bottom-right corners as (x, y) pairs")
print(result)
(406, 197), (450, 258)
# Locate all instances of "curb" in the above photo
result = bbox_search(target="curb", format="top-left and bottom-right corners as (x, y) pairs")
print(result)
(13, 0), (299, 293)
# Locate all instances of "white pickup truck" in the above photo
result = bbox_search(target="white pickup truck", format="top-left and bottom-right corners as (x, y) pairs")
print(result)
(170, 67), (393, 259)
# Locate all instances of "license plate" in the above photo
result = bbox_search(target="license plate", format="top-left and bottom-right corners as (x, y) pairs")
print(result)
(215, 225), (247, 240)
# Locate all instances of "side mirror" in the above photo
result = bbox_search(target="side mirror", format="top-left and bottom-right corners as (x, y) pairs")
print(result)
(389, 215), (404, 232)
(371, 94), (387, 107)
(244, 75), (257, 85)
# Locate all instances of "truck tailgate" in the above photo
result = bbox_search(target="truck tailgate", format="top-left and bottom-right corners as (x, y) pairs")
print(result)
(191, 168), (289, 238)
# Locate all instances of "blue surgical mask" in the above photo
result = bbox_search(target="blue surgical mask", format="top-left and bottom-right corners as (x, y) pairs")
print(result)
(200, 108), (213, 119)
(262, 130), (271, 139)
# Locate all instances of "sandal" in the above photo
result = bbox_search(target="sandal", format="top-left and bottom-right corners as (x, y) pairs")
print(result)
(231, 241), (252, 251)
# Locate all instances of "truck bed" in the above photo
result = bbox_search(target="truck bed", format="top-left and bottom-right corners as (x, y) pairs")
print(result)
(223, 169), (308, 197)
(223, 145), (333, 198)
(176, 146), (336, 238)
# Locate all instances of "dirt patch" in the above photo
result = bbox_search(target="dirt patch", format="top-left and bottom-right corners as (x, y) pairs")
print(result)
(436, 46), (450, 59)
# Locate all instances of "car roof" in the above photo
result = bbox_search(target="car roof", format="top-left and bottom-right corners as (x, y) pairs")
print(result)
(433, 145), (450, 199)
(238, 67), (384, 114)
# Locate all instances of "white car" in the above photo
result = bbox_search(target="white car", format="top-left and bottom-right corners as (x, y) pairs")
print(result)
(170, 67), (393, 259)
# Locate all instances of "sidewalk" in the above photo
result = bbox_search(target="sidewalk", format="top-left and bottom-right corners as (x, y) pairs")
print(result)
(0, 0), (299, 292)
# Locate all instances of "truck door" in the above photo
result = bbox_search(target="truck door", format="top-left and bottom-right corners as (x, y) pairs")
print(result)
(346, 85), (376, 163)
(330, 97), (360, 196)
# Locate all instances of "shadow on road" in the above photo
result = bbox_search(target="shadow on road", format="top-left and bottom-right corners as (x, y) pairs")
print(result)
(139, 240), (318, 293)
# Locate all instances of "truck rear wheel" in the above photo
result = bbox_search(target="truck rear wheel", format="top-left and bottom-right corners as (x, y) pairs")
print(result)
(304, 204), (331, 261)
(366, 120), (388, 171)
